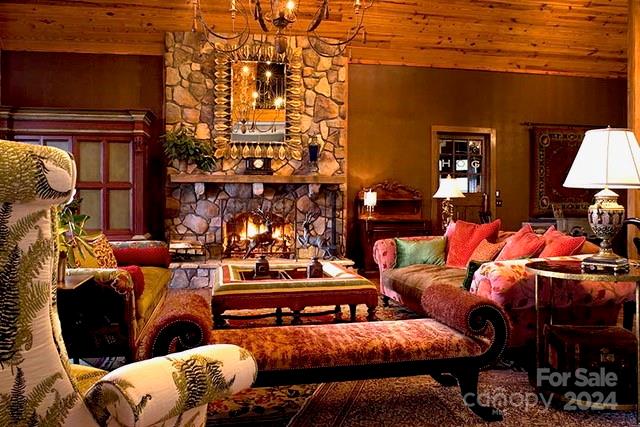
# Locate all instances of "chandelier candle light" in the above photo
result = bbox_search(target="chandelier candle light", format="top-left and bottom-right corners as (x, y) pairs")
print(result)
(192, 0), (375, 56)
(563, 127), (640, 272)
(433, 174), (465, 231)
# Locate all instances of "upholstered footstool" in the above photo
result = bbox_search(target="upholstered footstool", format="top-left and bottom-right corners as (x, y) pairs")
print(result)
(212, 262), (379, 327)
(135, 290), (212, 360)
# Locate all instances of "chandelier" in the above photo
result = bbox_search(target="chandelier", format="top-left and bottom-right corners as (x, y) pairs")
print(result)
(192, 0), (374, 57)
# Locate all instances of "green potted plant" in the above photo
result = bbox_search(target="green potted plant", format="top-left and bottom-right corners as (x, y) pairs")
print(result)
(56, 197), (93, 276)
(163, 124), (216, 172)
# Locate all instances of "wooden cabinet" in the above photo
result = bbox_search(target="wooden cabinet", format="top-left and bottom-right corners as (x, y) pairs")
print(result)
(0, 107), (155, 239)
(356, 181), (431, 275)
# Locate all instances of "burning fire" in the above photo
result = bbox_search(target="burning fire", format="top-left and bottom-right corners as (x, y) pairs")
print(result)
(242, 218), (282, 240)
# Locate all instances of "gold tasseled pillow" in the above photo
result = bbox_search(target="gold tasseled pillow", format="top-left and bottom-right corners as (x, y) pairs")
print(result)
(72, 234), (117, 268)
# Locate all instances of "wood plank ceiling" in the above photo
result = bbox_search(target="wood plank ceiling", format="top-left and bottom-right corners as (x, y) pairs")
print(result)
(0, 0), (628, 78)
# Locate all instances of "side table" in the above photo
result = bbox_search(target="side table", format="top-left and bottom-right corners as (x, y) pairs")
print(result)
(58, 273), (93, 291)
(525, 260), (640, 420)
(57, 273), (131, 362)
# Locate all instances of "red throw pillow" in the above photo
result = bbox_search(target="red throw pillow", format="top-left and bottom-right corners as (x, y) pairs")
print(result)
(445, 219), (501, 268)
(113, 246), (171, 268)
(495, 224), (545, 261)
(539, 226), (586, 257)
(119, 265), (146, 295)
(467, 239), (507, 266)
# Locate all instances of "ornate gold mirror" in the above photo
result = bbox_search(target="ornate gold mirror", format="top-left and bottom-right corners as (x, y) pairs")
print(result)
(213, 41), (303, 161)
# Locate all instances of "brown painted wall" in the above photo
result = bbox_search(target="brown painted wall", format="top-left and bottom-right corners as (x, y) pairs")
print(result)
(0, 51), (163, 118)
(347, 64), (627, 240)
(0, 51), (165, 237)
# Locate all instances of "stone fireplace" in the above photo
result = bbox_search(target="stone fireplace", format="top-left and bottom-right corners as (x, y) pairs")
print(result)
(164, 32), (348, 260)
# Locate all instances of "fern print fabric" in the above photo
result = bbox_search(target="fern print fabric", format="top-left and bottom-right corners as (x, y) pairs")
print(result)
(0, 140), (257, 427)
(0, 139), (99, 425)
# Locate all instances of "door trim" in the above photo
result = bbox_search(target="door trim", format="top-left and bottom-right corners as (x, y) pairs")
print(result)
(430, 125), (497, 227)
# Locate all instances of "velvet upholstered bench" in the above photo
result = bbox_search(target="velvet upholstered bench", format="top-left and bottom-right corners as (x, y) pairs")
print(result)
(211, 284), (509, 421)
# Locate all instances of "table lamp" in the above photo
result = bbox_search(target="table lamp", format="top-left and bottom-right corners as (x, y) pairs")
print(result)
(433, 174), (465, 231)
(363, 189), (377, 219)
(563, 127), (640, 272)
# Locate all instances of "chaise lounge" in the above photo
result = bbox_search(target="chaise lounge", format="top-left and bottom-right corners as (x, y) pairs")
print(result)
(210, 283), (509, 422)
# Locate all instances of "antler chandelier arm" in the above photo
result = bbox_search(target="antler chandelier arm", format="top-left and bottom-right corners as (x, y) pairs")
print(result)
(193, 0), (252, 53)
(307, 0), (374, 57)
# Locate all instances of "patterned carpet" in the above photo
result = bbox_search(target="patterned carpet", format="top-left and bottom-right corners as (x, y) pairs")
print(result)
(289, 371), (635, 427)
(206, 297), (420, 426)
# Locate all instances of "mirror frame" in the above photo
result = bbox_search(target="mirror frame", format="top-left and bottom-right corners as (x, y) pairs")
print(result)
(213, 41), (303, 161)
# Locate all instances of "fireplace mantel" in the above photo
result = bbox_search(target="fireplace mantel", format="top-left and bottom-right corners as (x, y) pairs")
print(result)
(170, 174), (346, 185)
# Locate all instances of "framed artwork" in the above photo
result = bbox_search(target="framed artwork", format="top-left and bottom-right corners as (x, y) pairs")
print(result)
(529, 126), (595, 217)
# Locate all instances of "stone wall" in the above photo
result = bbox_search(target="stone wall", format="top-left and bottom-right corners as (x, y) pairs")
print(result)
(164, 32), (347, 176)
(164, 32), (348, 256)
(166, 182), (344, 258)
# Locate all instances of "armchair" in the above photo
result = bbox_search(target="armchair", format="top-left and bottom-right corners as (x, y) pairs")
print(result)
(0, 139), (256, 426)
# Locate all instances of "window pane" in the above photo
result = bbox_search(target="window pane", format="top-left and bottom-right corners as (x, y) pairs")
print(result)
(44, 138), (72, 153)
(78, 190), (102, 230)
(78, 141), (102, 182)
(108, 143), (131, 182)
(109, 190), (131, 230)
(469, 175), (482, 193)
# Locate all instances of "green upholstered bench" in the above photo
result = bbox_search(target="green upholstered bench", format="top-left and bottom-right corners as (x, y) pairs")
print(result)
(211, 284), (509, 422)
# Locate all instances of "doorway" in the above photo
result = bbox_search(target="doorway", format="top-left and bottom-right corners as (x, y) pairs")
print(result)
(430, 126), (497, 232)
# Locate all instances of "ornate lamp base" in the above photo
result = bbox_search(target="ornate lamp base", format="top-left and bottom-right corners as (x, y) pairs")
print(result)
(582, 188), (628, 272)
(441, 198), (455, 231)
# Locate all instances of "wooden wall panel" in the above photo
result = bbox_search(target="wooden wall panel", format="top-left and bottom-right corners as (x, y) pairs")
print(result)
(0, 0), (629, 78)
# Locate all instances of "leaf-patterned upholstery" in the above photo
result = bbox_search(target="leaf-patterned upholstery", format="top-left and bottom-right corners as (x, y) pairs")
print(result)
(0, 139), (257, 427)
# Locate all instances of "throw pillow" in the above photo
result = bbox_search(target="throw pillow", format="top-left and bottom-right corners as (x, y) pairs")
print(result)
(119, 265), (146, 295)
(495, 225), (545, 261)
(445, 219), (502, 268)
(539, 226), (586, 257)
(112, 246), (172, 268)
(72, 234), (118, 268)
(467, 239), (506, 266)
(462, 260), (487, 291)
(395, 237), (446, 268)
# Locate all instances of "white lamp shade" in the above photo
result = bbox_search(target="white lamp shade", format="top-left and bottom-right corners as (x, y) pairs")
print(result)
(564, 128), (640, 189)
(433, 175), (465, 199)
(363, 190), (377, 207)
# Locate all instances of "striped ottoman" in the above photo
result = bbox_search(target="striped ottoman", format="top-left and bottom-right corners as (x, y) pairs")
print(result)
(212, 261), (378, 327)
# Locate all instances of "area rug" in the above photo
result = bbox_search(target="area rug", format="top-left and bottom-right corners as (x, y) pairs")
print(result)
(206, 297), (421, 426)
(289, 370), (634, 427)
(218, 296), (420, 329)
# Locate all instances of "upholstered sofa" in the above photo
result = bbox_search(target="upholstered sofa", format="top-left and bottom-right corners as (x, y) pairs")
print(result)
(64, 240), (210, 361)
(373, 233), (635, 349)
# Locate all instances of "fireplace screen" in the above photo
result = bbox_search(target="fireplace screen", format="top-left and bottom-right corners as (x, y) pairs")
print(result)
(223, 211), (294, 258)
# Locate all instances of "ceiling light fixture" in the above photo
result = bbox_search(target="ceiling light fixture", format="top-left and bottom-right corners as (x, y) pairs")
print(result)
(192, 0), (374, 57)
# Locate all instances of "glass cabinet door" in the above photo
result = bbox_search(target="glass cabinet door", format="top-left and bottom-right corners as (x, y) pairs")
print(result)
(75, 137), (133, 235)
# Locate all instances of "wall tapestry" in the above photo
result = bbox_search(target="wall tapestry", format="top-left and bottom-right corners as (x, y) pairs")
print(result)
(530, 126), (594, 217)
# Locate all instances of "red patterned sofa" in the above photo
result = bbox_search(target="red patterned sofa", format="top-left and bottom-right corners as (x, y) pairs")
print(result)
(211, 284), (509, 422)
(373, 234), (635, 349)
